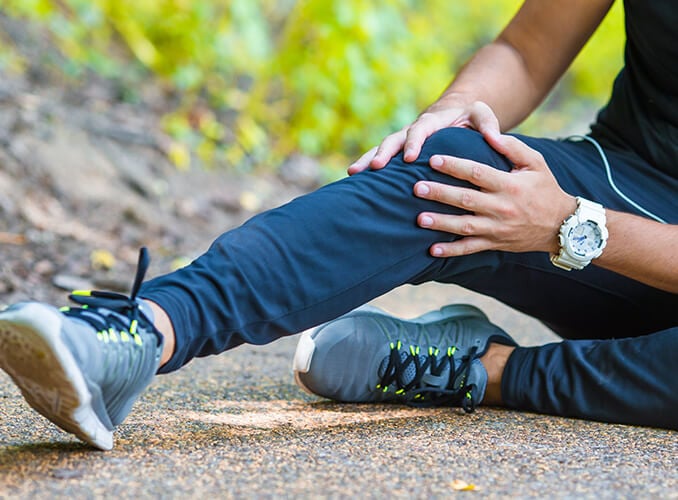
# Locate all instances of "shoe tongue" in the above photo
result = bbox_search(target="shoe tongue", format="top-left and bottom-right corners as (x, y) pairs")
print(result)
(377, 351), (451, 389)
(135, 298), (155, 323)
(68, 308), (110, 330)
(74, 307), (127, 329)
(420, 368), (450, 388)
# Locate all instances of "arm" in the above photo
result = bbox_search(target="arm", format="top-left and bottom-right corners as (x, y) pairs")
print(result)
(351, 0), (615, 173)
(434, 0), (615, 131)
(596, 212), (678, 293)
(414, 135), (678, 294)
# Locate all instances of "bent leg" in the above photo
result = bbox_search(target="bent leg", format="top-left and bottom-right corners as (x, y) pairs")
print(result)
(140, 128), (677, 373)
(501, 328), (678, 429)
(142, 129), (512, 372)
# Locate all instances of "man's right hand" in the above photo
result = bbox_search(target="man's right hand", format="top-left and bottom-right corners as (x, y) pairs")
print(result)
(347, 101), (501, 175)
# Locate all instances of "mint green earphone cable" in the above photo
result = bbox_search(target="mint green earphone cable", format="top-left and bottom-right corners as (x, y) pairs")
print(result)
(566, 135), (668, 224)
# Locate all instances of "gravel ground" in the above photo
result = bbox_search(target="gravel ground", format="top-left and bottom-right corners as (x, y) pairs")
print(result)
(1, 283), (676, 499)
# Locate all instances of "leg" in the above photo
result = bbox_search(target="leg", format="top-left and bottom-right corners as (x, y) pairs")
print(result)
(143, 130), (524, 370)
(142, 128), (521, 372)
(140, 128), (677, 373)
(499, 327), (678, 429)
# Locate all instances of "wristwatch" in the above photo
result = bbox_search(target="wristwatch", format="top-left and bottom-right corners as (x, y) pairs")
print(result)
(550, 197), (608, 271)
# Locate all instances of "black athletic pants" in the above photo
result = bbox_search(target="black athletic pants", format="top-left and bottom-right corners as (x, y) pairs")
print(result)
(141, 128), (678, 429)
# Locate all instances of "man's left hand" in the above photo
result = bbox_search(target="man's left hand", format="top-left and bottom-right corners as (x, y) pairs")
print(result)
(414, 134), (577, 257)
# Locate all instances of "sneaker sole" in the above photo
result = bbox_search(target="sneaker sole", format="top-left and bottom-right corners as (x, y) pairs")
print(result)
(0, 304), (113, 450)
(293, 303), (487, 395)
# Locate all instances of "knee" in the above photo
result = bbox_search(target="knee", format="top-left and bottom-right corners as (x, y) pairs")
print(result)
(370, 127), (511, 186)
(417, 127), (511, 173)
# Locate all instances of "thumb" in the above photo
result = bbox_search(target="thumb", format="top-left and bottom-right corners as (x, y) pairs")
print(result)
(485, 133), (545, 170)
(468, 101), (501, 141)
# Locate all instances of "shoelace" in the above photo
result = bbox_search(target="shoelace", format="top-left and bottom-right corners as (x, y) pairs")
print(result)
(376, 341), (479, 413)
(60, 247), (161, 346)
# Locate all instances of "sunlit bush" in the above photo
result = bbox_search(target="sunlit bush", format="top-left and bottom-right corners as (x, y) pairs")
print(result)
(1, 0), (624, 172)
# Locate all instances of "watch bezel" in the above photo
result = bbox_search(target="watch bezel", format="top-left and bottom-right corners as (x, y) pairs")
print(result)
(563, 219), (606, 259)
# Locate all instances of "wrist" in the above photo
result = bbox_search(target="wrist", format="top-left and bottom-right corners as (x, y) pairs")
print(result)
(425, 91), (477, 114)
(548, 194), (578, 254)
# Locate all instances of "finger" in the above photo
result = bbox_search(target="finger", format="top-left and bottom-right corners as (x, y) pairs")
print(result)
(427, 155), (507, 192)
(418, 212), (493, 237)
(429, 237), (494, 258)
(414, 181), (505, 214)
(348, 146), (378, 175)
(467, 101), (500, 141)
(402, 114), (439, 162)
(485, 134), (545, 170)
(371, 130), (407, 168)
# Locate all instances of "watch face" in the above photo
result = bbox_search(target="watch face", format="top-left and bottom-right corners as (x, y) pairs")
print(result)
(567, 221), (604, 258)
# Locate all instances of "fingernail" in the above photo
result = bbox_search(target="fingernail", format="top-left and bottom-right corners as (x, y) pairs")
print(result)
(404, 148), (415, 159)
(432, 246), (443, 256)
(420, 215), (433, 227)
(415, 183), (430, 196)
(430, 156), (443, 167)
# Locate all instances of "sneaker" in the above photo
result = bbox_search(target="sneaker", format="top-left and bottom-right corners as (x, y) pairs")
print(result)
(293, 304), (517, 412)
(0, 248), (163, 450)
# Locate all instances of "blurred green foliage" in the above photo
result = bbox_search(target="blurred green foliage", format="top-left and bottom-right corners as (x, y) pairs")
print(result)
(1, 0), (624, 172)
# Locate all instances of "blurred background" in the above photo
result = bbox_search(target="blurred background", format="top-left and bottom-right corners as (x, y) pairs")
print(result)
(0, 0), (624, 176)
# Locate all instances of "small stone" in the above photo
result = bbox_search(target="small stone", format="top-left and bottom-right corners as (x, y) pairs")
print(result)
(278, 154), (323, 190)
(51, 468), (84, 480)
(52, 273), (94, 291)
(33, 259), (55, 276)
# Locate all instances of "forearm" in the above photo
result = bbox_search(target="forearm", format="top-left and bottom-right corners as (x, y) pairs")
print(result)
(594, 211), (678, 293)
(429, 41), (542, 132)
(426, 0), (614, 132)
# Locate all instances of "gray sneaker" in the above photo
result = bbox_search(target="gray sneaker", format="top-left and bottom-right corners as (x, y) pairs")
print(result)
(0, 248), (162, 450)
(293, 305), (517, 412)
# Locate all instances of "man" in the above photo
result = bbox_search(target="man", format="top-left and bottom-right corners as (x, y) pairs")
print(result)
(0, 0), (676, 450)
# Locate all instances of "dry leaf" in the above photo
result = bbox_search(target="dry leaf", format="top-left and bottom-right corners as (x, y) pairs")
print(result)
(168, 141), (190, 170)
(239, 191), (261, 212)
(90, 249), (116, 270)
(451, 479), (479, 491)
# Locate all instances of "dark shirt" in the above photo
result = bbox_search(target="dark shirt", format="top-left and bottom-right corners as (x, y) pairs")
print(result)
(591, 0), (677, 178)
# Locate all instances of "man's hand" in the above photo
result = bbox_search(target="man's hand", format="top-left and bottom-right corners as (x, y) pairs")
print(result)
(348, 101), (500, 176)
(414, 134), (576, 257)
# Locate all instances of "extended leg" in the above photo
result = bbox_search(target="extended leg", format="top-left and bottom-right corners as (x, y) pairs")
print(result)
(500, 327), (678, 429)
